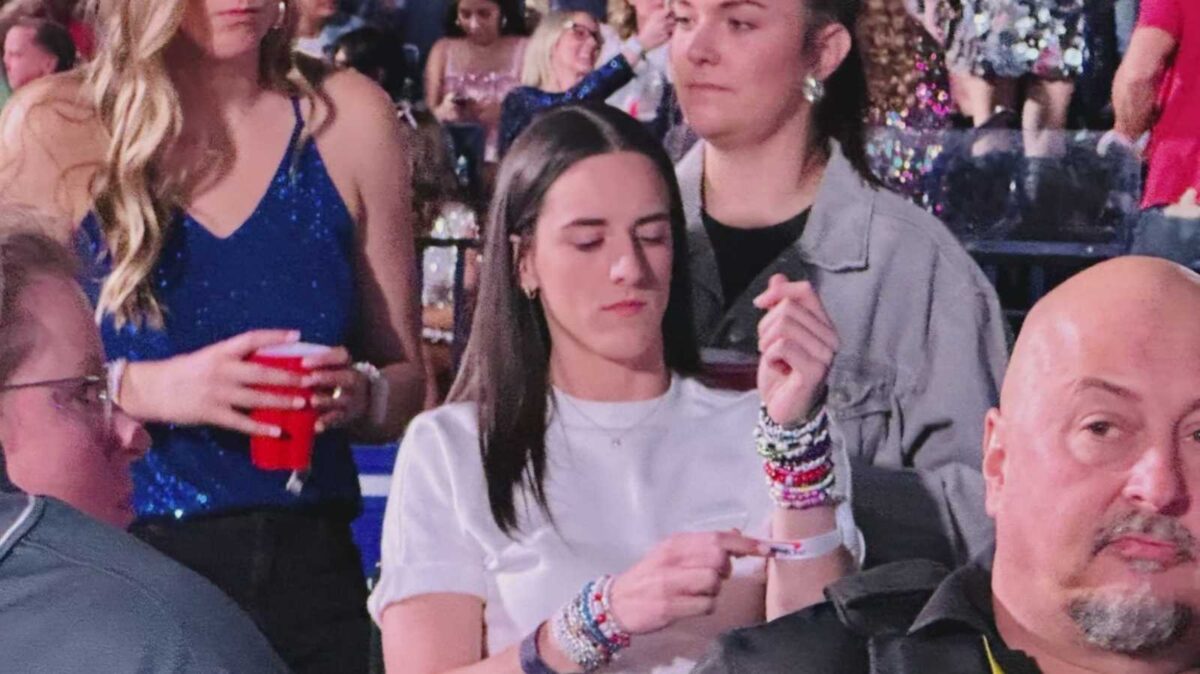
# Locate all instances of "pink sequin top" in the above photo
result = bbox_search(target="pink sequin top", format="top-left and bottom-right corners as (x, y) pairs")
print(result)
(442, 39), (526, 161)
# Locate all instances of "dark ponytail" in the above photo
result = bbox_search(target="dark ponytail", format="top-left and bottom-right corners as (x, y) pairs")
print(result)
(808, 0), (882, 188)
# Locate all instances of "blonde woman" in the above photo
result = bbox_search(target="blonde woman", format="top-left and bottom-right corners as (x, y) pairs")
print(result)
(0, 1), (425, 671)
(496, 8), (669, 156)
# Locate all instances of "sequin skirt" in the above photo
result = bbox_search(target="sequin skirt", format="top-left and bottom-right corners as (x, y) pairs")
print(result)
(947, 0), (1087, 79)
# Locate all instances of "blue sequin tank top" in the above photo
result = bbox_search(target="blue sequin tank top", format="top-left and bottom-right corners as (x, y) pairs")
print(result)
(79, 98), (361, 522)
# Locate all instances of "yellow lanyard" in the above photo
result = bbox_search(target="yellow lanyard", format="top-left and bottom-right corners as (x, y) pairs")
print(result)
(983, 636), (1007, 674)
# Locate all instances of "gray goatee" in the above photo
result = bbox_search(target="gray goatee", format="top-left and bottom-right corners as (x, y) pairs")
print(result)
(1068, 592), (1192, 655)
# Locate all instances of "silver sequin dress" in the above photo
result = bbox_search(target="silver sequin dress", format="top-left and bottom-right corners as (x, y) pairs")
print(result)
(947, 0), (1087, 79)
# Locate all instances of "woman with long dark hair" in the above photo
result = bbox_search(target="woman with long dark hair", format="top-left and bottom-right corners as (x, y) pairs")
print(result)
(670, 0), (1008, 568)
(370, 104), (862, 673)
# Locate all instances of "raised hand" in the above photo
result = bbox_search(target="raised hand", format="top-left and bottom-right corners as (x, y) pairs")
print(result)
(754, 274), (840, 427)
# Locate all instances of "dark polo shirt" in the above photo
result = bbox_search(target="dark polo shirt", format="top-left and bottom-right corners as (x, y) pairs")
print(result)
(693, 559), (1043, 674)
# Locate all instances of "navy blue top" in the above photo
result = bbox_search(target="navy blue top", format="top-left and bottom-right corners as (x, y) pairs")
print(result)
(79, 98), (361, 522)
(498, 55), (634, 157)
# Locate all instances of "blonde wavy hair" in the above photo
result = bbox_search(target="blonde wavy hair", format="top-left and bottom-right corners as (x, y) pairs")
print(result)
(520, 10), (579, 89)
(85, 0), (321, 327)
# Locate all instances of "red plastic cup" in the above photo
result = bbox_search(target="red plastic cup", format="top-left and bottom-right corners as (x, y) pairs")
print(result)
(248, 343), (330, 471)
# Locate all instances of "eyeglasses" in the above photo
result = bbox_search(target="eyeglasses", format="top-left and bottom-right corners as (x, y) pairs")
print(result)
(0, 373), (113, 423)
(564, 20), (601, 44)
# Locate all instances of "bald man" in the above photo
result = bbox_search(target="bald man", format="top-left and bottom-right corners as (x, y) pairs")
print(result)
(693, 257), (1200, 673)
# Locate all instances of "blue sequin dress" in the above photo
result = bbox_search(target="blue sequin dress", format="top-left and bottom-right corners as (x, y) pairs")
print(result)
(79, 97), (361, 522)
(497, 54), (634, 157)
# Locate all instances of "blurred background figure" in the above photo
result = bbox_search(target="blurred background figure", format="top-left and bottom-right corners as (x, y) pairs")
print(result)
(333, 25), (409, 100)
(1113, 0), (1199, 269)
(2, 17), (74, 91)
(856, 0), (953, 210)
(600, 0), (674, 140)
(295, 0), (367, 60)
(425, 0), (527, 164)
(498, 7), (668, 155)
(0, 0), (92, 59)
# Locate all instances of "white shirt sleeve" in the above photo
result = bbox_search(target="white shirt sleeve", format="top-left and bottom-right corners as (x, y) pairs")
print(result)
(367, 410), (488, 624)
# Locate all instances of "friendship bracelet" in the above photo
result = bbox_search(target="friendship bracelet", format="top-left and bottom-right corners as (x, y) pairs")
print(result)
(757, 405), (829, 443)
(763, 460), (832, 486)
(550, 575), (631, 671)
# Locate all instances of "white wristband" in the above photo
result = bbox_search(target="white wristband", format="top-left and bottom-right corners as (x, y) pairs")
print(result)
(764, 528), (843, 560)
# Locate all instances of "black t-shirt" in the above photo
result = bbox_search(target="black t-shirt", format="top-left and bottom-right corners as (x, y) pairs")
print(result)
(702, 208), (811, 308)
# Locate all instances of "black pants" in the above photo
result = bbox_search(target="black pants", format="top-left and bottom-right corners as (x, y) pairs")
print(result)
(133, 510), (370, 674)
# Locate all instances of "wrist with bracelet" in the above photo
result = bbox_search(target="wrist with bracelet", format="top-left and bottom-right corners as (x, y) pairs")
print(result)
(522, 574), (631, 674)
(351, 361), (389, 427)
(756, 405), (845, 559)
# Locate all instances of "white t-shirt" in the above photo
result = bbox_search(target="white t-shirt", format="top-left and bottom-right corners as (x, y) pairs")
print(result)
(368, 376), (859, 673)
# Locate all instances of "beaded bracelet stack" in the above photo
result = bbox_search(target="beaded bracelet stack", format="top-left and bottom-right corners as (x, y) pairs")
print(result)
(755, 406), (838, 510)
(549, 574), (631, 671)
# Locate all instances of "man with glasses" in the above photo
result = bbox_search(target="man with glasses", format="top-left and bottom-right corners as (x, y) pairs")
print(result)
(0, 220), (289, 672)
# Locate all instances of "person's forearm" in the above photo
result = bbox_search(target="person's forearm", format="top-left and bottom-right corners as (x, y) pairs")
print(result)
(1113, 68), (1159, 139)
(352, 358), (425, 443)
(118, 359), (170, 423)
(386, 626), (580, 674)
(766, 506), (853, 620)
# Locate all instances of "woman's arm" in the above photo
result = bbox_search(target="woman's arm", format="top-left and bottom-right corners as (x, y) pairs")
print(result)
(322, 71), (427, 441)
(382, 595), (581, 674)
(754, 275), (855, 619)
(425, 39), (450, 113)
(555, 55), (636, 105)
(381, 530), (768, 674)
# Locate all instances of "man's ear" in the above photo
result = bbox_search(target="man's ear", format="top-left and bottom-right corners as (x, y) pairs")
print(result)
(982, 407), (1007, 517)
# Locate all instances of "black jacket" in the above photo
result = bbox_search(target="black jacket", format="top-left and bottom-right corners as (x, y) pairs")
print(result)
(692, 559), (1042, 674)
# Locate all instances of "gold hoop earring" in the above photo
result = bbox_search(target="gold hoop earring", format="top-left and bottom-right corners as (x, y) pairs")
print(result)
(523, 286), (539, 300)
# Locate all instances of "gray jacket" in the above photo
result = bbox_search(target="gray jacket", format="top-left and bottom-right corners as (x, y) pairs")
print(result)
(678, 142), (1008, 566)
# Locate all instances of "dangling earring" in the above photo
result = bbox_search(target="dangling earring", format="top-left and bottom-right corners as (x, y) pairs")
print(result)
(501, 15), (508, 29)
(802, 75), (825, 104)
(274, 0), (287, 30)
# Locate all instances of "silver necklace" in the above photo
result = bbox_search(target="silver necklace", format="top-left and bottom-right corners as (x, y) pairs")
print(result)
(553, 387), (671, 448)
